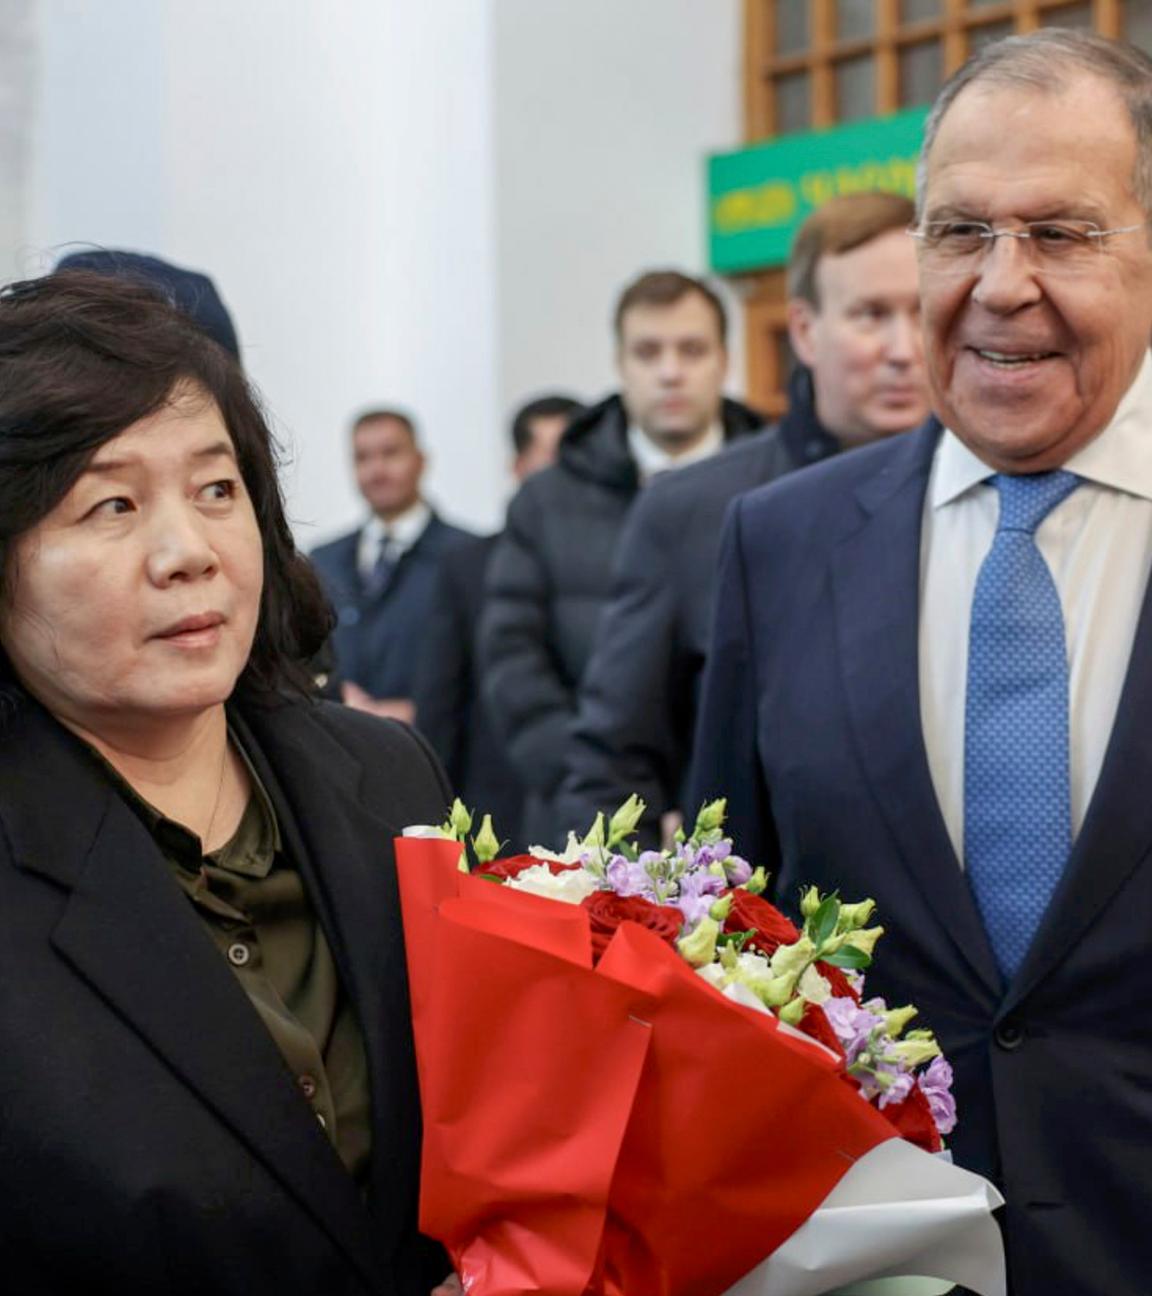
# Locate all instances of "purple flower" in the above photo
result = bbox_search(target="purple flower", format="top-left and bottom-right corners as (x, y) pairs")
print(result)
(605, 855), (654, 899)
(877, 1067), (916, 1109)
(824, 996), (885, 1067)
(918, 1056), (957, 1135)
(723, 853), (752, 886)
(673, 868), (724, 929)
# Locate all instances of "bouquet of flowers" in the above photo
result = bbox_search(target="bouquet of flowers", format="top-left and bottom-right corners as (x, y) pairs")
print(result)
(398, 798), (1005, 1296)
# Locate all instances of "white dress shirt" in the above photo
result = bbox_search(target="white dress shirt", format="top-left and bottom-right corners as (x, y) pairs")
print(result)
(627, 422), (724, 483)
(356, 500), (432, 581)
(919, 350), (1152, 861)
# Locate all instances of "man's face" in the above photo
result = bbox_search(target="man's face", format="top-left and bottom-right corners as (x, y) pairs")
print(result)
(919, 74), (1152, 473)
(789, 228), (929, 445)
(353, 416), (424, 518)
(515, 413), (567, 480)
(617, 291), (728, 450)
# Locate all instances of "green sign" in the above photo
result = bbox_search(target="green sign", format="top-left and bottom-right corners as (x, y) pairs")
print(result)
(707, 107), (929, 274)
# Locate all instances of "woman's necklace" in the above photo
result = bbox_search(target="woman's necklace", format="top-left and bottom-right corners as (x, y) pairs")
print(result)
(202, 737), (230, 853)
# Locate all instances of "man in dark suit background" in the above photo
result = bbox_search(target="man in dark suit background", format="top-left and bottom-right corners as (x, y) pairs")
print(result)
(310, 409), (475, 724)
(413, 395), (584, 849)
(556, 193), (929, 844)
(690, 30), (1152, 1296)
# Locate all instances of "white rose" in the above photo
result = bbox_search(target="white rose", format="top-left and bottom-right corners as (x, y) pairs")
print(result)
(506, 863), (600, 904)
(527, 832), (591, 866)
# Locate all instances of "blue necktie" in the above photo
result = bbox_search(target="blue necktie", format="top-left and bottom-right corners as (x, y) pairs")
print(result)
(964, 470), (1081, 981)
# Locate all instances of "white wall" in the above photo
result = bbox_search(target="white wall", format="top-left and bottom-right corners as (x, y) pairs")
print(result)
(27, 0), (502, 538)
(492, 0), (744, 415)
(22, 0), (744, 539)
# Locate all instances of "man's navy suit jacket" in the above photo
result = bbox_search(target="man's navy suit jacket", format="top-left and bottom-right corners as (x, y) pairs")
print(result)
(310, 514), (474, 699)
(690, 420), (1152, 1296)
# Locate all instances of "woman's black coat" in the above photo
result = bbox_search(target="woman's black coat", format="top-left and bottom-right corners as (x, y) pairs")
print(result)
(0, 692), (451, 1295)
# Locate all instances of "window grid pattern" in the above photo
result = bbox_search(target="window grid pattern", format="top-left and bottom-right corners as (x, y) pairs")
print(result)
(745, 0), (1129, 140)
(740, 0), (1138, 418)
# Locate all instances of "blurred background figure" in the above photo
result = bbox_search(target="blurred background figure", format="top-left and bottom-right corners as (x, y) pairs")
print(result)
(480, 270), (763, 845)
(557, 193), (929, 844)
(54, 248), (242, 361)
(310, 409), (474, 723)
(413, 394), (585, 849)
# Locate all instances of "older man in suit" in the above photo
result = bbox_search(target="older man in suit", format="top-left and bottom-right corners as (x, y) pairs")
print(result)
(690, 29), (1152, 1296)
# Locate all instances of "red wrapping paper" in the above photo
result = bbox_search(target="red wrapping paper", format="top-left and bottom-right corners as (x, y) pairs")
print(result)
(396, 839), (897, 1296)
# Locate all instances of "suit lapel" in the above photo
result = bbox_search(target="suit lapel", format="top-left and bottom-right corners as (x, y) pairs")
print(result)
(1004, 566), (1152, 1012)
(829, 425), (1002, 1001)
(3, 703), (382, 1288)
(234, 702), (420, 1258)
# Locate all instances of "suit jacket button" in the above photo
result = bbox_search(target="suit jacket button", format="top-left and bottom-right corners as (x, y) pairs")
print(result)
(227, 942), (251, 968)
(995, 1019), (1025, 1050)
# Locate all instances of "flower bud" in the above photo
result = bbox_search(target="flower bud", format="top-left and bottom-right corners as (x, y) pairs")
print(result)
(692, 798), (727, 837)
(723, 854), (753, 886)
(471, 814), (500, 865)
(843, 925), (885, 958)
(799, 886), (822, 919)
(447, 799), (473, 839)
(742, 867), (769, 896)
(709, 894), (733, 922)
(778, 996), (806, 1027)
(606, 794), (646, 847)
(889, 1035), (941, 1068)
(769, 934), (815, 980)
(582, 812), (606, 849)
(882, 1004), (918, 1039)
(837, 898), (877, 932)
(677, 915), (720, 968)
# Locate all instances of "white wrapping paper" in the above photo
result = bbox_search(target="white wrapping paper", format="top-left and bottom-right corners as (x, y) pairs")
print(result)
(722, 1138), (1005, 1296)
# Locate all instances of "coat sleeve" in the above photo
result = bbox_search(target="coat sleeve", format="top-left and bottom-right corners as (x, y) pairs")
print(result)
(478, 487), (574, 798)
(686, 496), (780, 880)
(554, 486), (683, 845)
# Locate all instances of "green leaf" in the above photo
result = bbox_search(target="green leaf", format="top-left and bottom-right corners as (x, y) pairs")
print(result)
(809, 895), (841, 948)
(475, 872), (504, 884)
(821, 945), (872, 969)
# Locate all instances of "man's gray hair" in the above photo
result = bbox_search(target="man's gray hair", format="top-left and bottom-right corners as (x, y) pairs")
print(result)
(916, 29), (1152, 225)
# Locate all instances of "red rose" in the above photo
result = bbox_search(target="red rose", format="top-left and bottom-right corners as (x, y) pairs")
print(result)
(882, 1081), (943, 1153)
(480, 854), (582, 881)
(725, 890), (800, 956)
(798, 1002), (847, 1059)
(582, 891), (684, 963)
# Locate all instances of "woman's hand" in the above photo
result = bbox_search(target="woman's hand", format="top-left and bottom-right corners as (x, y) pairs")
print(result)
(430, 1274), (462, 1296)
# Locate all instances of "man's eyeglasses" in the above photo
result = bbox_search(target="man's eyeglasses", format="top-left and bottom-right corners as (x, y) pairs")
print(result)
(907, 219), (1144, 276)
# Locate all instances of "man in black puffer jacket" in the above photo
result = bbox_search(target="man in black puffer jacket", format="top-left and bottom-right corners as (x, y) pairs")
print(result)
(556, 192), (930, 846)
(479, 271), (762, 846)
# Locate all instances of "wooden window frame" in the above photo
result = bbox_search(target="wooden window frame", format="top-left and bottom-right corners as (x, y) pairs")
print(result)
(738, 0), (1126, 417)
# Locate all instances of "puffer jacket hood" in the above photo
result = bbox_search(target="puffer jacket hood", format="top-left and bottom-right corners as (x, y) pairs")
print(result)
(558, 393), (765, 490)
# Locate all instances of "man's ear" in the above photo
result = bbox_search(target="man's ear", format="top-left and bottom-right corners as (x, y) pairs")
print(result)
(786, 298), (819, 369)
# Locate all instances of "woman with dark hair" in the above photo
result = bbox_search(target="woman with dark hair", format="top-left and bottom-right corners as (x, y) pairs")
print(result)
(0, 271), (454, 1294)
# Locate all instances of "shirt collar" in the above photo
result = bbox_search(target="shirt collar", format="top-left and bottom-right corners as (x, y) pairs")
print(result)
(361, 499), (432, 556)
(626, 421), (724, 483)
(84, 731), (282, 878)
(932, 349), (1152, 508)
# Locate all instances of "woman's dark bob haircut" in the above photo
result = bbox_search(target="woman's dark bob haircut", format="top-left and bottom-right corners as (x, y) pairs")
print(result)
(0, 270), (332, 698)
